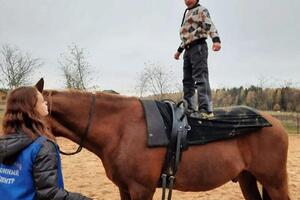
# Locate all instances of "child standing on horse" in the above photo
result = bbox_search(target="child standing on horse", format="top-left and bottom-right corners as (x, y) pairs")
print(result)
(174, 0), (221, 119)
(0, 82), (91, 200)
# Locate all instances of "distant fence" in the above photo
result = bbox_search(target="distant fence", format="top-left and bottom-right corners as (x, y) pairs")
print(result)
(270, 112), (300, 134)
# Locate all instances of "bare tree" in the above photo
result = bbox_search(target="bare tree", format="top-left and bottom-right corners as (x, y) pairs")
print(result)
(135, 71), (148, 98)
(257, 76), (270, 89)
(59, 44), (92, 90)
(136, 62), (175, 99)
(0, 44), (41, 89)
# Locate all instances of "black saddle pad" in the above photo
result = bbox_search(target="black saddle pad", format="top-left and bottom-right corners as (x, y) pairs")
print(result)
(156, 102), (272, 145)
(186, 106), (272, 145)
(142, 100), (272, 147)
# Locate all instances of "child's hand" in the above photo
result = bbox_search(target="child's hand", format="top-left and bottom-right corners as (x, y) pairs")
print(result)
(212, 43), (221, 51)
(174, 51), (181, 60)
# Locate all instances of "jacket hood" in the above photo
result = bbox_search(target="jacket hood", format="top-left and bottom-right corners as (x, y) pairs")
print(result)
(0, 133), (34, 164)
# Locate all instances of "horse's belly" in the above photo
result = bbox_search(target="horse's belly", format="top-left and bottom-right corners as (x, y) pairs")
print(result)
(174, 140), (245, 191)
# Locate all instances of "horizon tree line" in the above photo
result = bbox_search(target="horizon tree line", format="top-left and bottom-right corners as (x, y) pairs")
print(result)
(0, 43), (299, 112)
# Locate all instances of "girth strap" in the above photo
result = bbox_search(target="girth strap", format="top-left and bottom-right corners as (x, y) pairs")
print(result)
(161, 101), (190, 200)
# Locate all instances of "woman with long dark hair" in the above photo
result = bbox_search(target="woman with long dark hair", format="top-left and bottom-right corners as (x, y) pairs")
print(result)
(0, 81), (91, 200)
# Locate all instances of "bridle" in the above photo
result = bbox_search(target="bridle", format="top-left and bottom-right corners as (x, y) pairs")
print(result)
(47, 91), (96, 156)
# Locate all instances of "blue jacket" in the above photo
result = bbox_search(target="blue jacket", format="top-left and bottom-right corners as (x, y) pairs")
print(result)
(0, 133), (91, 200)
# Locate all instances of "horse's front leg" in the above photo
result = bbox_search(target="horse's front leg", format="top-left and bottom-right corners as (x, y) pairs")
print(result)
(128, 183), (156, 200)
(119, 187), (131, 200)
(237, 171), (262, 200)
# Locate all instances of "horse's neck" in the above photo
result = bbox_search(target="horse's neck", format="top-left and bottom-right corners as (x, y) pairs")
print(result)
(89, 94), (138, 154)
(50, 92), (94, 148)
(54, 92), (138, 157)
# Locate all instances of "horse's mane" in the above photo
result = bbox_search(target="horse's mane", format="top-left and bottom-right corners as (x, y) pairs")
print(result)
(45, 89), (138, 102)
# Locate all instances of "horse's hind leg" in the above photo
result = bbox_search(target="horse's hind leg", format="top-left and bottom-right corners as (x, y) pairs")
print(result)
(259, 169), (290, 200)
(262, 182), (290, 200)
(237, 171), (262, 200)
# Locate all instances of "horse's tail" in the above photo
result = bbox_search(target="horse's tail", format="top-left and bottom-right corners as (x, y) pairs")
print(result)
(237, 171), (263, 199)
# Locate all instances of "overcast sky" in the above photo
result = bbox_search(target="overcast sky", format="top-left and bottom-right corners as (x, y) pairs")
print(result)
(0, 0), (299, 95)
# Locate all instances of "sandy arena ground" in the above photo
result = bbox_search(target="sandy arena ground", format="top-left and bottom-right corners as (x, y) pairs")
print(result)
(58, 134), (300, 200)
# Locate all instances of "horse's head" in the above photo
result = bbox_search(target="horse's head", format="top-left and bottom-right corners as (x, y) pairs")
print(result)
(37, 82), (94, 144)
(42, 89), (66, 137)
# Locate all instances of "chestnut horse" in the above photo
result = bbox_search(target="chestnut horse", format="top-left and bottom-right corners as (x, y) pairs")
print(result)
(43, 90), (290, 200)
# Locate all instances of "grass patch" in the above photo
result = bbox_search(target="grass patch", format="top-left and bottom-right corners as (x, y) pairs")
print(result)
(282, 121), (299, 134)
(267, 111), (300, 134)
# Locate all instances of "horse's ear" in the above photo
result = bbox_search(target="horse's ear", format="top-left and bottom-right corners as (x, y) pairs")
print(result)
(35, 78), (44, 93)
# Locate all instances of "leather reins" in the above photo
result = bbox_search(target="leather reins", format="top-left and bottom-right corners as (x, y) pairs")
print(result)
(47, 92), (96, 156)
